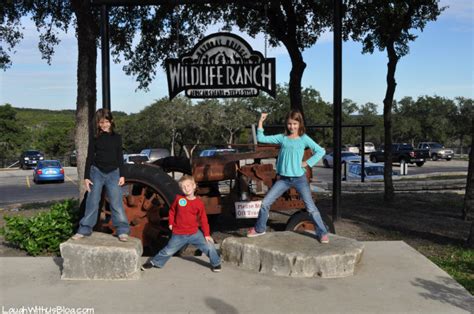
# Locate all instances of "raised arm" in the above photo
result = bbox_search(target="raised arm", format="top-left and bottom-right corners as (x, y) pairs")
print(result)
(256, 113), (283, 144)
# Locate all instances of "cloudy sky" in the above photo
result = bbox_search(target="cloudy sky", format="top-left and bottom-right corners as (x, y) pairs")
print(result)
(1, 0), (472, 114)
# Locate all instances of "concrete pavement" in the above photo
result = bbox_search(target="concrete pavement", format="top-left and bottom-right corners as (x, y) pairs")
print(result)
(1, 241), (473, 313)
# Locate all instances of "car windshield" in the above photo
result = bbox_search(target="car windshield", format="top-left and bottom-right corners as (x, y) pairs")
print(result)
(40, 161), (60, 168)
(366, 167), (384, 176)
(129, 155), (149, 163)
(430, 143), (444, 148)
(399, 144), (413, 150)
(342, 152), (357, 157)
(25, 151), (40, 155)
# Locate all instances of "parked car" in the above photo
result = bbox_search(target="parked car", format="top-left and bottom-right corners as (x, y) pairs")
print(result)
(347, 162), (397, 181)
(20, 150), (44, 169)
(355, 142), (376, 153)
(341, 144), (359, 155)
(417, 142), (454, 161)
(33, 160), (64, 183)
(322, 152), (364, 168)
(124, 154), (149, 164)
(69, 150), (77, 167)
(369, 143), (430, 167)
(199, 148), (237, 157)
(140, 148), (171, 163)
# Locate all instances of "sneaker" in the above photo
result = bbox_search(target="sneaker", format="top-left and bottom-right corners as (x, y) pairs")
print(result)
(320, 234), (329, 244)
(246, 228), (266, 238)
(212, 264), (222, 272)
(140, 262), (155, 271)
(71, 233), (84, 240)
(118, 234), (129, 242)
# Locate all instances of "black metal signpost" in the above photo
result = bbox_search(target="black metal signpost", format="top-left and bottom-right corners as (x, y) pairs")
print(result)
(91, 0), (345, 221)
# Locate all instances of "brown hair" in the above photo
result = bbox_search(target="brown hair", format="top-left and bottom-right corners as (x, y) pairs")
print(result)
(284, 110), (306, 136)
(178, 175), (196, 187)
(94, 108), (116, 137)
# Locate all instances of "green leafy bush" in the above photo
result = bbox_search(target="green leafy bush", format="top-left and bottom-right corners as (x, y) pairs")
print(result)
(0, 199), (79, 256)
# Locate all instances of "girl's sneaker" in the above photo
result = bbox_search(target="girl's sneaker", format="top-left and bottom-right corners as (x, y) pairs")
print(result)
(246, 228), (266, 238)
(141, 261), (155, 271)
(211, 264), (222, 272)
(71, 233), (84, 240)
(320, 234), (330, 244)
(118, 234), (129, 242)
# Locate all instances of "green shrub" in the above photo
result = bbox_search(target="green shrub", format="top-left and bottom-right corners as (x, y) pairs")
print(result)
(0, 199), (79, 256)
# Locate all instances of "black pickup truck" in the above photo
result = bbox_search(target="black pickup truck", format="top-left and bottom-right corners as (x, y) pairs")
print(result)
(369, 143), (430, 167)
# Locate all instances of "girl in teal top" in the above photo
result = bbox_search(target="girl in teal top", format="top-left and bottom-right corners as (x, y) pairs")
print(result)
(247, 111), (330, 243)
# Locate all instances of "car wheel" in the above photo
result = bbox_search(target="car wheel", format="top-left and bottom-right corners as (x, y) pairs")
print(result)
(416, 161), (425, 167)
(431, 154), (438, 161)
(446, 157), (452, 161)
(323, 159), (330, 168)
(370, 156), (377, 163)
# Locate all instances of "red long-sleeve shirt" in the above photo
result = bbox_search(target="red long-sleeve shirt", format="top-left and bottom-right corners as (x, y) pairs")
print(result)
(168, 195), (210, 237)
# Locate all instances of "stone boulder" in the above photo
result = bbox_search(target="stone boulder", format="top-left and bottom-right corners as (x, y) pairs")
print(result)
(222, 232), (364, 278)
(60, 232), (142, 280)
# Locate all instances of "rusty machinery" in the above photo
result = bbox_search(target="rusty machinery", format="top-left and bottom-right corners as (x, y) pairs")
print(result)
(97, 145), (334, 254)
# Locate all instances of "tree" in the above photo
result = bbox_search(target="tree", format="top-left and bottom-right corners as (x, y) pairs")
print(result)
(213, 99), (255, 144)
(452, 97), (473, 155)
(219, 1), (332, 115)
(345, 0), (444, 201)
(0, 104), (28, 165)
(1, 2), (216, 199)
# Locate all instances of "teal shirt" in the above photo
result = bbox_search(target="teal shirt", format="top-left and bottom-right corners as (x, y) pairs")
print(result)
(257, 128), (326, 177)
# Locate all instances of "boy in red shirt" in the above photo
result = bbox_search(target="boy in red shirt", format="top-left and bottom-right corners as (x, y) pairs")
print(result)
(141, 175), (221, 272)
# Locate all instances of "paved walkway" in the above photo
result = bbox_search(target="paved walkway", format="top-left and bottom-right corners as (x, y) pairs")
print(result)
(1, 241), (473, 313)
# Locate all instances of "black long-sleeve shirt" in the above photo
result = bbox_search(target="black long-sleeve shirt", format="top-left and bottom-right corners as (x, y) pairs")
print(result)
(84, 132), (124, 179)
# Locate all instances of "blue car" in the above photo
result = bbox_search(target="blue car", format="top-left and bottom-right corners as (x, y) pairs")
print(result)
(33, 160), (65, 183)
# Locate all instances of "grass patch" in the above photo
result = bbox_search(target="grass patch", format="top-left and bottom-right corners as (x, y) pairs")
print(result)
(429, 246), (474, 295)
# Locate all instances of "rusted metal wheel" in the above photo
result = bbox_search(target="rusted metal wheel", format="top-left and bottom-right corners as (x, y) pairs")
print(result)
(98, 164), (180, 255)
(285, 211), (335, 234)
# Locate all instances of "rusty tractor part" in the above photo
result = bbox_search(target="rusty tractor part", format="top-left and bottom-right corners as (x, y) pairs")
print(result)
(98, 163), (180, 255)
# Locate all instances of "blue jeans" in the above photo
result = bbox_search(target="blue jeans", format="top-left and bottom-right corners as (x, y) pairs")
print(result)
(150, 230), (221, 268)
(78, 165), (130, 236)
(255, 175), (329, 237)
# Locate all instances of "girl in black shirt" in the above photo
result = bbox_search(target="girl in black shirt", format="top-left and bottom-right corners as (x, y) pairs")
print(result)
(72, 109), (130, 241)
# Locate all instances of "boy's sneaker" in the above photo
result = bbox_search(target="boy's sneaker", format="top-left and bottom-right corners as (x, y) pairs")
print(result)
(320, 234), (330, 244)
(118, 234), (129, 242)
(246, 228), (266, 238)
(71, 233), (84, 240)
(140, 262), (155, 271)
(212, 264), (222, 272)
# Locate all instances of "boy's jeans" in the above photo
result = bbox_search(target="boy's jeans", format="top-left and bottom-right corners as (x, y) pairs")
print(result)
(254, 174), (329, 237)
(151, 230), (221, 268)
(78, 165), (130, 236)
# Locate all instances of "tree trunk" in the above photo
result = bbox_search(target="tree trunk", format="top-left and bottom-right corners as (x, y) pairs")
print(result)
(463, 119), (474, 221)
(383, 41), (398, 202)
(71, 0), (98, 203)
(468, 222), (474, 248)
(268, 1), (305, 115)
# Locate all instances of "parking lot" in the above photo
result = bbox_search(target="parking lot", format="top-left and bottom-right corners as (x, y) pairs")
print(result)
(0, 159), (468, 209)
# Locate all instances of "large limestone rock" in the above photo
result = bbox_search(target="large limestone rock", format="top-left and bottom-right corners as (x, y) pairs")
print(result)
(222, 232), (364, 278)
(60, 232), (142, 280)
